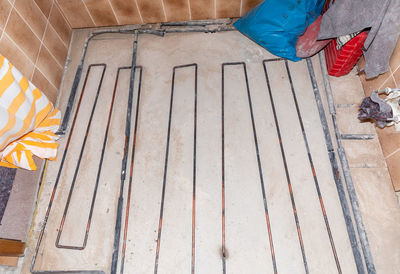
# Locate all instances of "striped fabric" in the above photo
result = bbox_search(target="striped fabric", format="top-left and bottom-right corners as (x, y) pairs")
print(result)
(0, 54), (60, 170)
(336, 31), (361, 50)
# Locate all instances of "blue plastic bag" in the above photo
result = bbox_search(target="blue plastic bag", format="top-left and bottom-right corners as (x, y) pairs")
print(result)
(234, 0), (325, 61)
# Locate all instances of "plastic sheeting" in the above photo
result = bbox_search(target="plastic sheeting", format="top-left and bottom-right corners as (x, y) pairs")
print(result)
(234, 0), (325, 61)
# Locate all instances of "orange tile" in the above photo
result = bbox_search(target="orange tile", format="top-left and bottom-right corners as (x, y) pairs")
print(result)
(0, 0), (12, 30)
(36, 46), (63, 89)
(241, 0), (262, 16)
(359, 41), (400, 95)
(389, 37), (400, 72)
(56, 0), (94, 28)
(0, 33), (35, 78)
(190, 0), (214, 20)
(357, 54), (365, 67)
(385, 150), (400, 191)
(4, 9), (41, 63)
(43, 24), (68, 66)
(377, 127), (400, 158)
(359, 71), (396, 97)
(31, 68), (58, 102)
(392, 66), (400, 87)
(34, 0), (53, 18)
(136, 0), (165, 23)
(109, 0), (141, 25)
(164, 0), (190, 21)
(83, 0), (118, 26)
(14, 0), (47, 39)
(49, 3), (71, 45)
(216, 0), (240, 18)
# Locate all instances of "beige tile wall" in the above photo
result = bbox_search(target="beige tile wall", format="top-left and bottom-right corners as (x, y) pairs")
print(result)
(56, 0), (263, 28)
(0, 0), (72, 103)
(0, 0), (261, 104)
(358, 38), (400, 191)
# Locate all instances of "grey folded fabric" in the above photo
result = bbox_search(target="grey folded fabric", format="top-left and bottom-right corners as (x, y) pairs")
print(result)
(318, 0), (400, 79)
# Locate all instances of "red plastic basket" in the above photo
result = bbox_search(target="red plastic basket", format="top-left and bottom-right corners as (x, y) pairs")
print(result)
(322, 0), (367, 77)
(324, 31), (367, 77)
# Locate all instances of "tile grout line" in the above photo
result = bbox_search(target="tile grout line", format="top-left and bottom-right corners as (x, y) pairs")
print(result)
(214, 0), (217, 18)
(55, 29), (76, 107)
(48, 23), (70, 50)
(160, 0), (168, 22)
(384, 147), (400, 160)
(392, 65), (399, 87)
(187, 0), (192, 21)
(388, 66), (397, 87)
(34, 66), (60, 91)
(378, 66), (396, 90)
(239, 0), (243, 16)
(32, 0), (69, 48)
(53, 0), (72, 29)
(393, 59), (400, 75)
(47, 23), (69, 50)
(31, 47), (42, 82)
(134, 0), (144, 24)
(31, 0), (54, 81)
(54, 0), (73, 30)
(3, 32), (36, 75)
(81, 0), (97, 27)
(12, 5), (65, 69)
(1, 0), (15, 41)
(106, 0), (121, 25)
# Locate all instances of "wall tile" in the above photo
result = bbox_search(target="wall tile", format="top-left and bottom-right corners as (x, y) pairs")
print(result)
(14, 0), (47, 39)
(83, 0), (118, 26)
(136, 0), (165, 23)
(5, 9), (41, 63)
(216, 0), (240, 18)
(0, 0), (70, 104)
(34, 0), (53, 18)
(0, 0), (12, 30)
(31, 68), (58, 102)
(56, 0), (94, 28)
(241, 0), (261, 15)
(385, 151), (400, 191)
(164, 0), (189, 21)
(0, 34), (35, 79)
(49, 3), (71, 45)
(43, 24), (68, 66)
(190, 0), (214, 20)
(36, 46), (63, 89)
(109, 0), (141, 25)
(55, 0), (258, 27)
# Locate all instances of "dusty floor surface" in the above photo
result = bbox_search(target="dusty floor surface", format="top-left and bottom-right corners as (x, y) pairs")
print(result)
(2, 28), (398, 274)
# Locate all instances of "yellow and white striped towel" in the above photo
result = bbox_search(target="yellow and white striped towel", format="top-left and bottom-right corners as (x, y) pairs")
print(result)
(0, 54), (61, 170)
